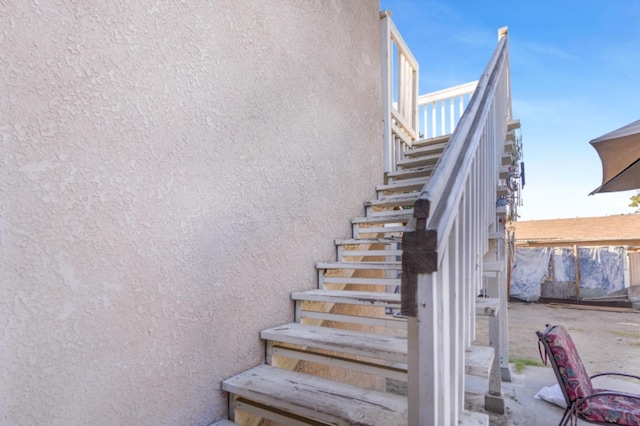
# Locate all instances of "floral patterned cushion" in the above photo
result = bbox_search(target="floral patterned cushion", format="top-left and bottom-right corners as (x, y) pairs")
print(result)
(541, 325), (640, 425)
(578, 390), (640, 425)
(542, 325), (593, 401)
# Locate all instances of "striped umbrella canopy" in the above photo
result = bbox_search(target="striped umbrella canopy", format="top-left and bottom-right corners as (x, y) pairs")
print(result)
(589, 119), (640, 195)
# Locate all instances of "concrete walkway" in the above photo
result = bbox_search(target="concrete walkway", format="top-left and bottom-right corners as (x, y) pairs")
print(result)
(467, 365), (640, 425)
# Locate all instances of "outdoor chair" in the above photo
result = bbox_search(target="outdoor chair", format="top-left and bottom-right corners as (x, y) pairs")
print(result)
(536, 324), (640, 425)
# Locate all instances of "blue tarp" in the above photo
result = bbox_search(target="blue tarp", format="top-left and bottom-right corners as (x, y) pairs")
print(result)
(510, 246), (626, 301)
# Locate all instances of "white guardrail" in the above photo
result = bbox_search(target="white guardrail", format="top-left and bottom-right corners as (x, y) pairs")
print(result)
(400, 27), (512, 424)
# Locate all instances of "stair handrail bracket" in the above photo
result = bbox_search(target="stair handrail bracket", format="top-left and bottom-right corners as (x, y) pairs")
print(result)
(402, 28), (512, 425)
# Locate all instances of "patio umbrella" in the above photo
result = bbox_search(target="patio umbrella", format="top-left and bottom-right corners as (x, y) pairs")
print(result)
(589, 118), (640, 195)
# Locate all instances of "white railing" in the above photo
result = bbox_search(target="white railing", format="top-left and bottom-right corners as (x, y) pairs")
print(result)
(401, 28), (512, 424)
(380, 11), (419, 174)
(418, 81), (478, 139)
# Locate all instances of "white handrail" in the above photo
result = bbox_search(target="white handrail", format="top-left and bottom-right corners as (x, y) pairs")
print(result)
(380, 11), (419, 174)
(402, 28), (512, 424)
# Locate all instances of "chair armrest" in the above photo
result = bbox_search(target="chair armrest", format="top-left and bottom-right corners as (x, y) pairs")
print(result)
(591, 372), (640, 382)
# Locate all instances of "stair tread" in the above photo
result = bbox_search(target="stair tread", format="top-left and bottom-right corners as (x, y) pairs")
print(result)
(397, 153), (441, 167)
(365, 194), (419, 207)
(317, 261), (401, 270)
(476, 297), (500, 316)
(322, 277), (401, 285)
(386, 165), (436, 179)
(351, 214), (411, 224)
(465, 345), (495, 378)
(222, 364), (407, 426)
(375, 177), (428, 192)
(404, 141), (447, 157)
(335, 237), (402, 245)
(411, 133), (450, 147)
(262, 323), (407, 362)
(295, 290), (498, 319)
(264, 323), (494, 377)
(292, 289), (401, 306)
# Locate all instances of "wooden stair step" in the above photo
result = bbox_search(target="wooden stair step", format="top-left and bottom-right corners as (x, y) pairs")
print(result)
(317, 261), (401, 271)
(298, 310), (407, 330)
(386, 165), (436, 182)
(336, 237), (402, 259)
(496, 184), (509, 197)
(411, 133), (450, 148)
(465, 345), (495, 378)
(262, 323), (407, 363)
(335, 237), (402, 245)
(222, 364), (407, 426)
(292, 289), (400, 308)
(322, 276), (401, 287)
(263, 323), (495, 379)
(295, 290), (497, 319)
(375, 177), (428, 194)
(404, 141), (447, 158)
(365, 195), (419, 209)
(397, 153), (441, 169)
(351, 214), (411, 225)
(476, 297), (500, 316)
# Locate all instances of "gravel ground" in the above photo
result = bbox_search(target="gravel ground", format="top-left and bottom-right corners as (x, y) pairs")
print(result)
(471, 301), (640, 425)
(391, 301), (640, 424)
(477, 301), (640, 373)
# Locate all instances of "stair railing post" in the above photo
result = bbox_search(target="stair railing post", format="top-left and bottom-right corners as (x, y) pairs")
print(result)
(380, 11), (394, 174)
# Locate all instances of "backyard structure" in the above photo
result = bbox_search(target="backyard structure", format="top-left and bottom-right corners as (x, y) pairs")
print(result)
(2, 2), (521, 425)
(511, 215), (640, 304)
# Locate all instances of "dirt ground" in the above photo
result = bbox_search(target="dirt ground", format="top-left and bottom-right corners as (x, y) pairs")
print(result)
(477, 301), (640, 373)
(474, 301), (640, 425)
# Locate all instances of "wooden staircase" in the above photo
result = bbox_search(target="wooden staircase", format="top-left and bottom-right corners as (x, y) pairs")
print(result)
(220, 134), (498, 425)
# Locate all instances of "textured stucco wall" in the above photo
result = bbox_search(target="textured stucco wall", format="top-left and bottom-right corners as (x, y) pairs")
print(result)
(0, 1), (383, 424)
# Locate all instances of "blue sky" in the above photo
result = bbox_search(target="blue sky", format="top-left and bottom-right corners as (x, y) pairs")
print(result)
(379, 0), (640, 221)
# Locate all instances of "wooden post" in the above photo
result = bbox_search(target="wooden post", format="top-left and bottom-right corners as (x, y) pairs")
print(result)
(574, 244), (580, 302)
(380, 11), (393, 174)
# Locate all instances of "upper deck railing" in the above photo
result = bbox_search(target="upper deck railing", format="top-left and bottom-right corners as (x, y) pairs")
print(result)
(380, 11), (479, 174)
(418, 81), (478, 139)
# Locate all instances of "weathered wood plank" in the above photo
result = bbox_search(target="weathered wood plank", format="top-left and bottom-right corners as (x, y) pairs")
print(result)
(335, 237), (402, 245)
(364, 195), (419, 209)
(340, 250), (402, 258)
(476, 297), (499, 317)
(376, 177), (429, 193)
(465, 345), (495, 378)
(262, 323), (407, 363)
(317, 261), (401, 270)
(322, 277), (401, 286)
(269, 346), (408, 382)
(397, 153), (442, 168)
(292, 289), (401, 307)
(222, 365), (407, 426)
(385, 164), (436, 182)
(351, 214), (411, 224)
(299, 310), (407, 330)
(404, 141), (448, 158)
(411, 133), (450, 148)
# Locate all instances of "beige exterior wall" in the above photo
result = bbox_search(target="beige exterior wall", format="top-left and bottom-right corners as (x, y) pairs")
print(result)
(0, 1), (383, 424)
